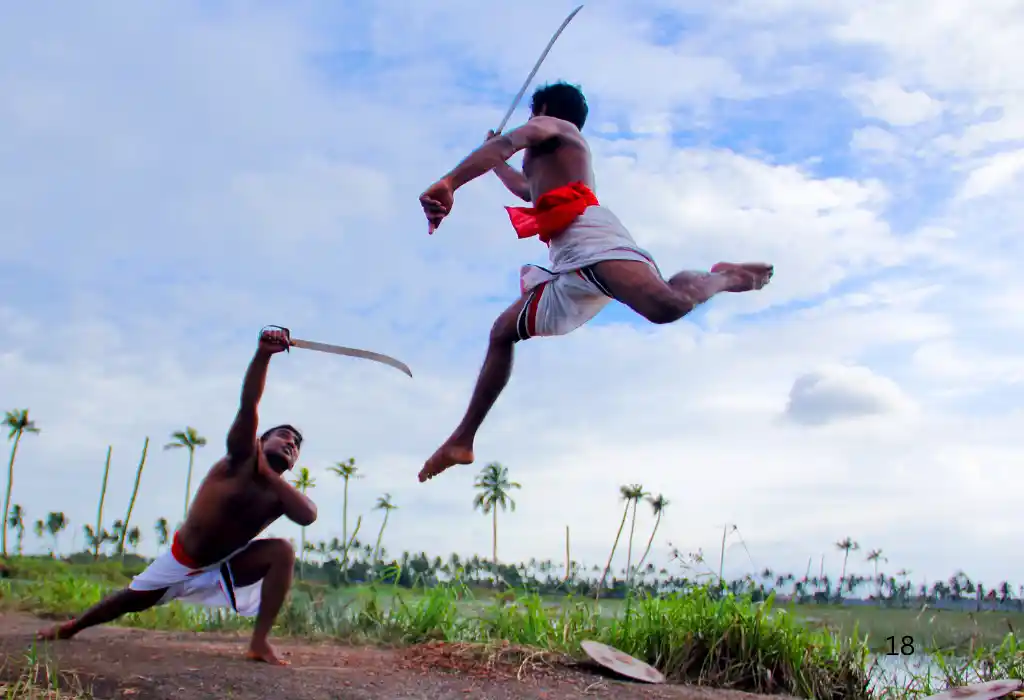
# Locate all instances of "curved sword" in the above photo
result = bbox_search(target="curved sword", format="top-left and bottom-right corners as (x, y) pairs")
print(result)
(261, 326), (413, 378)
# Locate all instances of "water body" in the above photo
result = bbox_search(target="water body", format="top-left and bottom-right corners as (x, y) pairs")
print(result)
(868, 653), (975, 694)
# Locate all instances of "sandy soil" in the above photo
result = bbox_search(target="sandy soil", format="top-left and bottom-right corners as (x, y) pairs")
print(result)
(0, 612), (793, 700)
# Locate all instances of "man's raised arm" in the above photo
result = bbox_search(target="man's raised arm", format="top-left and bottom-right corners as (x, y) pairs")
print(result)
(225, 329), (290, 461)
(444, 118), (563, 191)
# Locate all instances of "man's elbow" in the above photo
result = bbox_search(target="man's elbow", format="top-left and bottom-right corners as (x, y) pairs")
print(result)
(294, 506), (317, 527)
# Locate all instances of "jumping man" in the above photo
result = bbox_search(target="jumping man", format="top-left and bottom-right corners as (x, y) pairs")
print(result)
(38, 328), (316, 666)
(417, 81), (773, 482)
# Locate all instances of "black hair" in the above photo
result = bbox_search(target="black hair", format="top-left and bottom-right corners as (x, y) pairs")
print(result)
(530, 81), (588, 130)
(260, 424), (303, 449)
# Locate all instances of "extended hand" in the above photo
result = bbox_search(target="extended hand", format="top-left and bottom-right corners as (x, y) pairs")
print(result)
(258, 328), (291, 355)
(420, 178), (454, 235)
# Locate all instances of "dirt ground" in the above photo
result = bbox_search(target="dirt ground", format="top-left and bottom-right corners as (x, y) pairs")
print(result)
(0, 613), (793, 700)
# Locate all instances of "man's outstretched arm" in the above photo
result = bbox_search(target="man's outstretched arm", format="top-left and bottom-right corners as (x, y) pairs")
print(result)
(444, 118), (563, 191)
(225, 330), (290, 462)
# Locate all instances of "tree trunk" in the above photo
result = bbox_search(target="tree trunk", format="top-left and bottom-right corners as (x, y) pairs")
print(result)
(636, 511), (662, 573)
(342, 478), (349, 579)
(596, 503), (630, 601)
(564, 525), (571, 583)
(625, 498), (639, 586)
(94, 446), (112, 561)
(492, 507), (498, 568)
(119, 437), (150, 559)
(1, 431), (23, 558)
(183, 448), (195, 520)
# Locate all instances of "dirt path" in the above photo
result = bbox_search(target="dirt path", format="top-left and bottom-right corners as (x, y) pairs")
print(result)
(0, 613), (791, 700)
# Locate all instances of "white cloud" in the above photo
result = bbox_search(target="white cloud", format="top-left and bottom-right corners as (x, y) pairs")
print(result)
(2, 0), (1024, 590)
(784, 365), (916, 426)
(844, 80), (942, 127)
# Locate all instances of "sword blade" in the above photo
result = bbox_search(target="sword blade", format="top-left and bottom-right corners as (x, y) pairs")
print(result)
(494, 5), (584, 134)
(290, 338), (413, 378)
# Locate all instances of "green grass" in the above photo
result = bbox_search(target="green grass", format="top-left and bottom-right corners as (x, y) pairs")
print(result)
(4, 558), (1024, 699)
(0, 643), (93, 699)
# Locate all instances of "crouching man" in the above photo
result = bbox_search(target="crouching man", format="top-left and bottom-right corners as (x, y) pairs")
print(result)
(38, 328), (316, 666)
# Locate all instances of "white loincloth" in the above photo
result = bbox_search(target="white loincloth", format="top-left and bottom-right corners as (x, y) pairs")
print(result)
(516, 205), (661, 340)
(128, 537), (262, 617)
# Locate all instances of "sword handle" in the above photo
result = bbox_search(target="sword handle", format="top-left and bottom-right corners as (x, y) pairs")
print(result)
(259, 325), (292, 352)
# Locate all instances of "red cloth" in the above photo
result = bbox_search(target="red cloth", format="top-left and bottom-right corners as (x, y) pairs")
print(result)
(170, 531), (201, 569)
(505, 182), (599, 244)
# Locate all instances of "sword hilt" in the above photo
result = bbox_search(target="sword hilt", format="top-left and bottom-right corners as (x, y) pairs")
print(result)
(259, 325), (292, 352)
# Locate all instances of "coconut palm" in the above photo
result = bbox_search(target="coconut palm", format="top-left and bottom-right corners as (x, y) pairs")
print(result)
(7, 504), (25, 555)
(154, 517), (169, 551)
(622, 484), (649, 584)
(164, 427), (207, 520)
(635, 494), (669, 573)
(289, 467), (316, 578)
(46, 512), (68, 556)
(93, 446), (113, 560)
(119, 437), (150, 558)
(597, 485), (637, 598)
(326, 457), (361, 571)
(866, 548), (887, 598)
(2, 409), (40, 558)
(33, 518), (45, 548)
(126, 526), (141, 554)
(372, 493), (397, 565)
(835, 537), (860, 598)
(472, 462), (521, 568)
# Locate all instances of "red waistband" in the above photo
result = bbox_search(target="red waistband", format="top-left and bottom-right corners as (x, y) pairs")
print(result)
(170, 532), (201, 569)
(505, 182), (599, 244)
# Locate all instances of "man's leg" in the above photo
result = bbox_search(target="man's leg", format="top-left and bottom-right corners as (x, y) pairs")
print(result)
(37, 587), (168, 640)
(419, 293), (530, 482)
(591, 260), (773, 324)
(227, 538), (296, 665)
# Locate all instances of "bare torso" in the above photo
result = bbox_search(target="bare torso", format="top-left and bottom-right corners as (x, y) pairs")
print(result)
(521, 117), (596, 201)
(175, 447), (284, 567)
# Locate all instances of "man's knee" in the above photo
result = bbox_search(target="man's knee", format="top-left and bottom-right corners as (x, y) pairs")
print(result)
(642, 295), (694, 325)
(490, 301), (527, 344)
(266, 537), (296, 565)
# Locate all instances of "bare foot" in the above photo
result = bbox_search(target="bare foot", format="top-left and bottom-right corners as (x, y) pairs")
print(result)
(245, 641), (290, 666)
(710, 262), (773, 292)
(418, 441), (474, 482)
(36, 621), (77, 641)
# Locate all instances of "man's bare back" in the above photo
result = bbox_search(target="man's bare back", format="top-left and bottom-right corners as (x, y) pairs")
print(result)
(519, 115), (594, 201)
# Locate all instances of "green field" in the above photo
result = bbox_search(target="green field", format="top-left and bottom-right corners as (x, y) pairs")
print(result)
(3, 556), (1024, 700)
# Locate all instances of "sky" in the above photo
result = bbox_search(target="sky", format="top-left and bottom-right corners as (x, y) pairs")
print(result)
(2, 0), (1024, 590)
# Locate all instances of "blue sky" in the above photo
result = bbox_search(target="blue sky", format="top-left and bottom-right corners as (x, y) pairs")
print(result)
(3, 0), (1024, 588)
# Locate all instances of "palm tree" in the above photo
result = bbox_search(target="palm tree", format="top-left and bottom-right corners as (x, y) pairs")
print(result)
(866, 548), (887, 599)
(119, 437), (150, 558)
(126, 526), (141, 554)
(164, 427), (207, 520)
(2, 409), (40, 558)
(372, 494), (397, 566)
(46, 512), (68, 556)
(326, 457), (361, 572)
(836, 537), (860, 598)
(154, 517), (169, 551)
(7, 504), (25, 555)
(33, 518), (45, 550)
(635, 494), (669, 573)
(93, 446), (113, 560)
(289, 467), (316, 578)
(622, 484), (649, 584)
(597, 485), (636, 599)
(472, 462), (521, 568)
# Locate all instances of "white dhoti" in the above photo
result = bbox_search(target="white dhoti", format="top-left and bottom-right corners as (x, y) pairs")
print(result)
(515, 205), (661, 340)
(128, 535), (262, 617)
